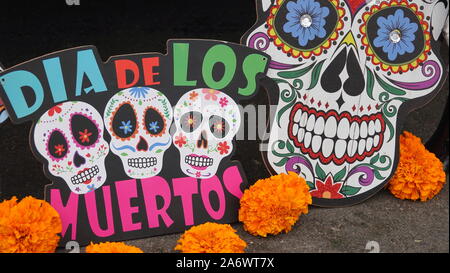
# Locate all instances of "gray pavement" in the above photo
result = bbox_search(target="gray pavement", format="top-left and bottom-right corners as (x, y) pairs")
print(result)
(113, 179), (448, 253)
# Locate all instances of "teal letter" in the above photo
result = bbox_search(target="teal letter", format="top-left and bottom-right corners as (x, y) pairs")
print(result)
(43, 57), (68, 103)
(238, 54), (268, 96)
(0, 70), (44, 119)
(75, 49), (107, 96)
(202, 44), (236, 90)
(173, 43), (197, 86)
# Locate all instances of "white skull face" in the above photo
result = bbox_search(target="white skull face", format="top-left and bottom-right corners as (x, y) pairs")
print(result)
(103, 87), (173, 178)
(33, 101), (109, 195)
(244, 0), (447, 204)
(173, 88), (241, 179)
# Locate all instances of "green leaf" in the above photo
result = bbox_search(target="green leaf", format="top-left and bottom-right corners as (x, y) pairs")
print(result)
(139, 100), (143, 106)
(120, 152), (128, 157)
(340, 185), (361, 196)
(277, 62), (316, 79)
(155, 149), (163, 153)
(374, 170), (385, 180)
(286, 140), (295, 153)
(274, 157), (289, 167)
(277, 141), (286, 150)
(333, 167), (347, 182)
(370, 153), (380, 165)
(307, 60), (325, 90)
(306, 181), (315, 190)
(366, 68), (375, 100)
(374, 72), (406, 96)
(315, 163), (326, 181)
(58, 116), (63, 122)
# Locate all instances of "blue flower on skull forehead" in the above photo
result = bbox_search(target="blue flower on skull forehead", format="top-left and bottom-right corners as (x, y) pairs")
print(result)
(373, 9), (418, 61)
(129, 87), (149, 98)
(120, 120), (133, 135)
(283, 0), (330, 47)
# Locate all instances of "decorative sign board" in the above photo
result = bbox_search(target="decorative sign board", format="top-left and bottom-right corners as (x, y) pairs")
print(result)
(0, 40), (270, 245)
(242, 0), (448, 206)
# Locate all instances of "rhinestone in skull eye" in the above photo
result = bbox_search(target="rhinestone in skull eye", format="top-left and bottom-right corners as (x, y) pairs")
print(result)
(144, 107), (166, 136)
(360, 0), (431, 73)
(180, 111), (203, 133)
(47, 129), (69, 161)
(267, 0), (345, 59)
(209, 115), (230, 139)
(70, 113), (100, 148)
(111, 102), (138, 140)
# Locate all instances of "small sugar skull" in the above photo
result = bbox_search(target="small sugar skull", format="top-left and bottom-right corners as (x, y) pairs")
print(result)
(173, 88), (241, 179)
(103, 87), (173, 179)
(32, 101), (110, 195)
(243, 0), (448, 205)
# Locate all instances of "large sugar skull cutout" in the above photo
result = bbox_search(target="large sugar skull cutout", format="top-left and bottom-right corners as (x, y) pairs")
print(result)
(244, 0), (448, 205)
(33, 101), (109, 195)
(104, 87), (173, 178)
(173, 89), (241, 179)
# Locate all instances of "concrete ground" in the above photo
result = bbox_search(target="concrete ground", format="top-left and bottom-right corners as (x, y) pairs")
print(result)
(123, 181), (449, 253)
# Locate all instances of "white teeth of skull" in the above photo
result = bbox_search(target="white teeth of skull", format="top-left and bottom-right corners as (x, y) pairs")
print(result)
(70, 165), (100, 185)
(184, 155), (214, 167)
(127, 157), (157, 169)
(290, 104), (385, 160)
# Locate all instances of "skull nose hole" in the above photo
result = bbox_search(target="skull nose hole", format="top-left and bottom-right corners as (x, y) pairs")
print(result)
(197, 130), (208, 149)
(343, 49), (365, 96)
(320, 48), (347, 93)
(137, 136), (148, 151)
(73, 151), (86, 168)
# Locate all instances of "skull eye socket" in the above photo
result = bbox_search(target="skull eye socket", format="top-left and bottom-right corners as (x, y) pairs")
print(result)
(47, 130), (69, 160)
(360, 1), (431, 73)
(268, 0), (345, 59)
(144, 107), (166, 136)
(70, 114), (100, 147)
(111, 103), (138, 140)
(209, 115), (229, 139)
(180, 111), (203, 133)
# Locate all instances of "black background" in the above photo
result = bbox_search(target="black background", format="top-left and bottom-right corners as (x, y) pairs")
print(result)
(0, 0), (272, 200)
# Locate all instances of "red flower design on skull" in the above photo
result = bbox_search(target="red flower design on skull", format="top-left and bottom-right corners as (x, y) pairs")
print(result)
(217, 141), (230, 155)
(309, 174), (344, 199)
(48, 105), (62, 117)
(175, 133), (187, 148)
(79, 129), (92, 143)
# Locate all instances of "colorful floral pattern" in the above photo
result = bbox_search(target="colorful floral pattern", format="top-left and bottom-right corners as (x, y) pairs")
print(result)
(129, 87), (149, 98)
(54, 144), (66, 156)
(47, 105), (62, 117)
(189, 91), (199, 101)
(373, 9), (418, 61)
(174, 133), (187, 148)
(148, 121), (160, 133)
(219, 97), (229, 107)
(267, 0), (345, 59)
(309, 174), (344, 199)
(78, 129), (92, 143)
(202, 89), (219, 101)
(283, 0), (329, 47)
(360, 0), (431, 73)
(119, 120), (133, 135)
(217, 141), (230, 155)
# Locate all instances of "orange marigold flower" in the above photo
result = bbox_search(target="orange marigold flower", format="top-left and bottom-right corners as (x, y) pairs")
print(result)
(174, 222), (247, 253)
(0, 196), (62, 253)
(239, 172), (312, 237)
(388, 131), (446, 201)
(86, 241), (143, 253)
